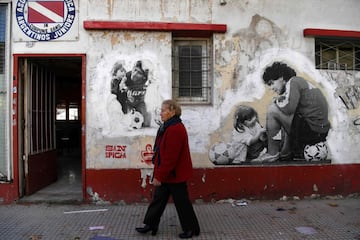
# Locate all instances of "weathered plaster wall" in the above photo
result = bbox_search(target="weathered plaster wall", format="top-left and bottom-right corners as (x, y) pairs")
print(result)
(7, 0), (360, 203)
(86, 31), (172, 168)
(82, 0), (360, 169)
(12, 0), (360, 170)
(89, 0), (213, 23)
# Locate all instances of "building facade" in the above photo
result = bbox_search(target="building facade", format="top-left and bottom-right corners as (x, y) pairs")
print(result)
(0, 0), (359, 203)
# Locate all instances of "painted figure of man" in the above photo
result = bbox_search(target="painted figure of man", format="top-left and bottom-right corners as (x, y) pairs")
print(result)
(110, 60), (151, 128)
(259, 62), (331, 162)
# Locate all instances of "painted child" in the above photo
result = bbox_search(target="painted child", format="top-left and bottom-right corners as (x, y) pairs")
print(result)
(230, 105), (267, 164)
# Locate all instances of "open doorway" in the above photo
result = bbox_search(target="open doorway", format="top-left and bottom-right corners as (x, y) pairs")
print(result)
(16, 55), (85, 203)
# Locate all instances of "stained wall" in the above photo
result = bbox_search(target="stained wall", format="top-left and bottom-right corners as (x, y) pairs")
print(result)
(11, 0), (360, 202)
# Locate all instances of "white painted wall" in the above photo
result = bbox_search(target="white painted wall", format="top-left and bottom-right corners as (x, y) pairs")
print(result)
(12, 0), (360, 167)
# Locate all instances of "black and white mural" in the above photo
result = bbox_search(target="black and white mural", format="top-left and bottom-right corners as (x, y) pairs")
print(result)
(86, 14), (360, 168)
(205, 46), (360, 165)
(110, 60), (152, 129)
(209, 61), (331, 165)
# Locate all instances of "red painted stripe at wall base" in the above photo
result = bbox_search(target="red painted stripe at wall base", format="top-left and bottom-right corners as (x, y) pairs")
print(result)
(0, 184), (19, 204)
(85, 164), (360, 203)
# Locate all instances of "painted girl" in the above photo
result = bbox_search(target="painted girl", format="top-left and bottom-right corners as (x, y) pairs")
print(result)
(230, 105), (267, 164)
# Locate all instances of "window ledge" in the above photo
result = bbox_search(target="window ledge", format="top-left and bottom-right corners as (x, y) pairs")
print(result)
(304, 28), (360, 39)
(83, 21), (227, 37)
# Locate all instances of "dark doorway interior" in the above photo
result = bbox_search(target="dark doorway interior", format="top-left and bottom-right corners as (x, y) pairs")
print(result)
(20, 57), (83, 203)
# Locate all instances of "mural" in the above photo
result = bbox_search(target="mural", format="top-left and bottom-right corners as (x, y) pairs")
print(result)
(110, 60), (152, 129)
(205, 14), (360, 166)
(209, 62), (331, 165)
(209, 105), (267, 165)
(85, 15), (360, 168)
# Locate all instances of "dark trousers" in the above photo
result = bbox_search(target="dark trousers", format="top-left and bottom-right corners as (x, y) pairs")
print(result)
(143, 182), (200, 232)
(291, 114), (328, 155)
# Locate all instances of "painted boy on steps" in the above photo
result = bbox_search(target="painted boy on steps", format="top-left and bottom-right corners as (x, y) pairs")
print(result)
(259, 62), (331, 162)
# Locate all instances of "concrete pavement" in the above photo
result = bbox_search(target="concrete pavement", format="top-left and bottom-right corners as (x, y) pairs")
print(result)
(0, 196), (359, 240)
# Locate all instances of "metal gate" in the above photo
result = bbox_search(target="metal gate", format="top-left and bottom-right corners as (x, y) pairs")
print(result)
(22, 59), (57, 195)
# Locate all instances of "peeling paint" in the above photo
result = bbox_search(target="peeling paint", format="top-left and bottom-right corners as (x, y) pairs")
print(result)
(201, 173), (206, 183)
(140, 168), (153, 188)
(86, 186), (110, 205)
(107, 0), (114, 17)
(110, 34), (120, 47)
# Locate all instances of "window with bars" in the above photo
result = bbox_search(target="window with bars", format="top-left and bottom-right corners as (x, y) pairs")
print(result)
(172, 39), (212, 104)
(315, 38), (360, 70)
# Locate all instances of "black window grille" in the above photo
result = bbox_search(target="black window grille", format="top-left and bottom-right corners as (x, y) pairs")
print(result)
(172, 39), (211, 104)
(315, 38), (360, 71)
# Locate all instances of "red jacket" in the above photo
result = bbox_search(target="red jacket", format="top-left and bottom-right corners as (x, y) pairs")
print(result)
(153, 121), (193, 183)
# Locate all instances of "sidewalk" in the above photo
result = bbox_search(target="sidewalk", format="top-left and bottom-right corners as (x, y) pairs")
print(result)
(0, 196), (359, 240)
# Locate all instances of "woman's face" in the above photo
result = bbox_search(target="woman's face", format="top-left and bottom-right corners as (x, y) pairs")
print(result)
(160, 104), (175, 122)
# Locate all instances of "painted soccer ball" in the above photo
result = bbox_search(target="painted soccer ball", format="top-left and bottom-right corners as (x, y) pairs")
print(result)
(129, 110), (144, 129)
(303, 141), (328, 161)
(208, 142), (232, 165)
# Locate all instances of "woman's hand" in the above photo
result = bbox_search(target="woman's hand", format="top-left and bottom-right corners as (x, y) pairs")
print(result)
(152, 178), (161, 186)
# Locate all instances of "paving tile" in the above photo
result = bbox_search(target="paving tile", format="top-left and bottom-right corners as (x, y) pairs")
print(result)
(0, 198), (359, 240)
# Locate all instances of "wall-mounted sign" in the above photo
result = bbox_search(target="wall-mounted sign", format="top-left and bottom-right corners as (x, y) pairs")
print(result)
(15, 0), (78, 41)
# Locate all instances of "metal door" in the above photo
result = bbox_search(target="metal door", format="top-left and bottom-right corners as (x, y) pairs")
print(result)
(21, 59), (57, 195)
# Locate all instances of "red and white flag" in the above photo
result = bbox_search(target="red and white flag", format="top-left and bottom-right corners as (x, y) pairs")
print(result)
(28, 0), (65, 23)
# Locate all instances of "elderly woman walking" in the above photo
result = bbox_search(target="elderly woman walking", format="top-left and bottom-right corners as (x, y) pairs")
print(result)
(135, 99), (200, 239)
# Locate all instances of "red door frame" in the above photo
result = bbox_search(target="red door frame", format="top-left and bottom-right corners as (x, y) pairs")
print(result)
(12, 53), (87, 201)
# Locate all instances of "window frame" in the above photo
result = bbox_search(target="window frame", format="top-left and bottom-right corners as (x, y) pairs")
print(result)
(172, 38), (213, 105)
(56, 101), (80, 122)
(0, 2), (11, 181)
(315, 38), (360, 71)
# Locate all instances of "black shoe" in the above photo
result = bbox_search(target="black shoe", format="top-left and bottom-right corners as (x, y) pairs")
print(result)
(135, 225), (158, 236)
(179, 229), (200, 238)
